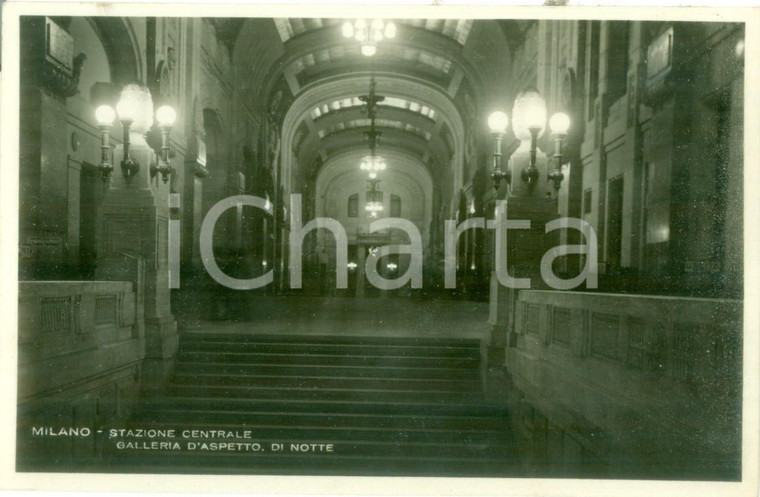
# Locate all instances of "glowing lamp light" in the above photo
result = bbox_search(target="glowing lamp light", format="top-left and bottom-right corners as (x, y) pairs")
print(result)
(342, 22), (354, 38)
(487, 111), (509, 134)
(512, 87), (547, 141)
(95, 105), (116, 126)
(116, 99), (137, 123)
(156, 105), (177, 127)
(384, 22), (396, 39)
(347, 262), (358, 270)
(116, 83), (154, 135)
(549, 112), (571, 136)
(344, 18), (394, 57)
(361, 43), (377, 57)
(360, 155), (386, 176)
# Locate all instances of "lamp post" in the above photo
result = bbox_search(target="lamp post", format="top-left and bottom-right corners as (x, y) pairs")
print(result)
(96, 90), (177, 185)
(94, 104), (116, 182)
(488, 111), (510, 191)
(512, 88), (547, 193)
(151, 105), (177, 184)
(488, 88), (570, 195)
(115, 86), (152, 180)
(548, 112), (570, 193)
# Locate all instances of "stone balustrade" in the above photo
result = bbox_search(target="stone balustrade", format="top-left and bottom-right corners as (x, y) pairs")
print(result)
(17, 280), (146, 468)
(505, 290), (742, 479)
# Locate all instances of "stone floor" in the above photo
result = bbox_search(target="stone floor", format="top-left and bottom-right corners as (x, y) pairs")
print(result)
(176, 295), (491, 340)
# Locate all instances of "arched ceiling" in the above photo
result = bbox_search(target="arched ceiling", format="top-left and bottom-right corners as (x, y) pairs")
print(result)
(231, 17), (514, 210)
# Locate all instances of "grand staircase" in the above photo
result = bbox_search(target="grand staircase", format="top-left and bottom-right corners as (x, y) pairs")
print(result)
(108, 333), (517, 476)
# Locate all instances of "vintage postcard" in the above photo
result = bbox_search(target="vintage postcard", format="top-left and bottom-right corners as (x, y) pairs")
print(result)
(0, 2), (758, 496)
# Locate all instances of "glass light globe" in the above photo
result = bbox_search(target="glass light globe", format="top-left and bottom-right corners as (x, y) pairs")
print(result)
(371, 19), (384, 30)
(487, 111), (509, 134)
(342, 21), (354, 38)
(512, 87), (547, 141)
(355, 19), (367, 29)
(384, 21), (396, 39)
(116, 84), (153, 132)
(156, 105), (177, 127)
(361, 43), (377, 57)
(549, 112), (571, 136)
(95, 105), (116, 126)
(369, 172), (377, 179)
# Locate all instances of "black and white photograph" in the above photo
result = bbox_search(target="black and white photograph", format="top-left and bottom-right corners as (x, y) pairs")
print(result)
(0, 3), (758, 496)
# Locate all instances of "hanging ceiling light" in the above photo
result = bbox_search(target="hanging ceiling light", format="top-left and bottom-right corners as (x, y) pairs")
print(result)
(358, 77), (387, 179)
(342, 18), (396, 57)
(365, 179), (384, 218)
(360, 155), (387, 174)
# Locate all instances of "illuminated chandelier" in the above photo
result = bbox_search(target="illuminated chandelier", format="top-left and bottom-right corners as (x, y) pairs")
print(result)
(360, 155), (386, 179)
(342, 18), (396, 57)
(365, 179), (384, 218)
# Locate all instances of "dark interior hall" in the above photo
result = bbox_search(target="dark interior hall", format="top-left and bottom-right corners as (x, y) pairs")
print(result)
(12, 13), (745, 481)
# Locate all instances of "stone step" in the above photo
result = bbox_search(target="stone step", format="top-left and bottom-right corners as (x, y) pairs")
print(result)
(168, 373), (480, 392)
(138, 396), (506, 416)
(176, 351), (480, 368)
(181, 333), (481, 348)
(179, 341), (481, 358)
(164, 384), (485, 403)
(131, 408), (508, 431)
(111, 332), (511, 476)
(172, 361), (481, 380)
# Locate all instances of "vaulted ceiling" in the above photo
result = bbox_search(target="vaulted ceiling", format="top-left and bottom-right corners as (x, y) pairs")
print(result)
(229, 17), (518, 212)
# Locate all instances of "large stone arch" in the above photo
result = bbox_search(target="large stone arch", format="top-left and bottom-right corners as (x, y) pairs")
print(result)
(281, 74), (465, 213)
(88, 17), (143, 84)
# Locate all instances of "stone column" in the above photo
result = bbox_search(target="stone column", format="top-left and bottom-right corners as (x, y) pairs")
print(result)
(356, 245), (366, 298)
(96, 85), (178, 388)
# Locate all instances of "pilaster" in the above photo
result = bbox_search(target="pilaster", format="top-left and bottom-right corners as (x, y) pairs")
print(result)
(96, 131), (178, 388)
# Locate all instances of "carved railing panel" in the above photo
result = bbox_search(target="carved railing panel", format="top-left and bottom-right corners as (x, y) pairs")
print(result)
(515, 290), (741, 386)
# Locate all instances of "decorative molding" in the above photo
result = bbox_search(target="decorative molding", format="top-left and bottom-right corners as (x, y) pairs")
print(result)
(94, 294), (118, 326)
(643, 27), (676, 106)
(40, 297), (72, 334)
(41, 52), (86, 98)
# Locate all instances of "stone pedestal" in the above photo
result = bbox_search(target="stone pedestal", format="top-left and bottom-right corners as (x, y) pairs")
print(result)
(96, 133), (178, 388)
(487, 145), (559, 368)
